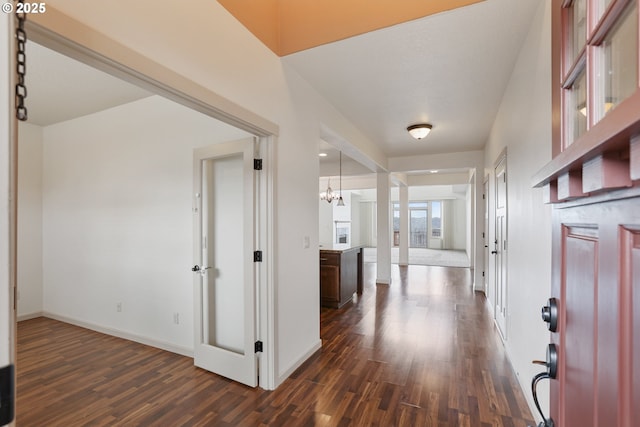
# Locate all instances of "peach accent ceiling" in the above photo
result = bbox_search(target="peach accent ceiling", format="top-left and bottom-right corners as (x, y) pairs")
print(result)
(217, 0), (486, 56)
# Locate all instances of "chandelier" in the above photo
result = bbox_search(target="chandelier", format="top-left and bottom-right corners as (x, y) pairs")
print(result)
(320, 151), (345, 206)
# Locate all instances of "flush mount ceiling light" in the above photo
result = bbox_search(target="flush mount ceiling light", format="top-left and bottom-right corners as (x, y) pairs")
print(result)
(407, 123), (433, 140)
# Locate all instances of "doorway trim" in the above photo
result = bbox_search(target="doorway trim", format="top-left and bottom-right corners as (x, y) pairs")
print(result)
(492, 148), (508, 340)
(1, 12), (18, 427)
(21, 7), (277, 390)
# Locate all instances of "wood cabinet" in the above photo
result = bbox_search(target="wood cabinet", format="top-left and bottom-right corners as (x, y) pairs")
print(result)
(319, 247), (362, 308)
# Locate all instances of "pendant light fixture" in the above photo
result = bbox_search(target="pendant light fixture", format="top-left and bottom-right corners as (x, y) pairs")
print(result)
(337, 151), (345, 206)
(320, 177), (335, 203)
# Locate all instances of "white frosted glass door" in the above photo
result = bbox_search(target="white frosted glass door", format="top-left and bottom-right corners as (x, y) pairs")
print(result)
(193, 138), (257, 387)
(203, 154), (244, 352)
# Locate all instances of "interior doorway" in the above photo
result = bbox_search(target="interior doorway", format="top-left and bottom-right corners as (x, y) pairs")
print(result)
(11, 17), (276, 398)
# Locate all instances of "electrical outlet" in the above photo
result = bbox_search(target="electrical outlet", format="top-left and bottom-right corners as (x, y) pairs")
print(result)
(116, 302), (122, 312)
(173, 312), (180, 324)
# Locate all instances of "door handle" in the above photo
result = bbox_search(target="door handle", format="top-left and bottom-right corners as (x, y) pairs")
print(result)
(531, 347), (558, 379)
(541, 298), (558, 332)
(191, 265), (211, 276)
(529, 344), (557, 427)
(491, 250), (498, 254)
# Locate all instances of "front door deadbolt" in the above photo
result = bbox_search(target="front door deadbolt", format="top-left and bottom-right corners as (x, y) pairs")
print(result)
(541, 298), (558, 332)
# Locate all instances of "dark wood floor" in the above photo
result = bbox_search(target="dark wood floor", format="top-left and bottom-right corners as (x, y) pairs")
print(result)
(16, 264), (535, 426)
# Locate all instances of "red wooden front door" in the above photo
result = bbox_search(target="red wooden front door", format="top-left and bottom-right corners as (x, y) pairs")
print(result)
(549, 194), (640, 426)
(537, 1), (640, 425)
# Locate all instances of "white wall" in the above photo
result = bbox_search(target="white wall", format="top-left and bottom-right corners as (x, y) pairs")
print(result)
(359, 201), (376, 247)
(318, 198), (333, 246)
(484, 0), (552, 420)
(451, 198), (466, 250)
(41, 96), (249, 353)
(350, 193), (362, 246)
(17, 122), (43, 318)
(466, 182), (473, 261)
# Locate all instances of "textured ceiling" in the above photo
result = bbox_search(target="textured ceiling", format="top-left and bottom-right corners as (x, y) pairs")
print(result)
(286, 0), (542, 158)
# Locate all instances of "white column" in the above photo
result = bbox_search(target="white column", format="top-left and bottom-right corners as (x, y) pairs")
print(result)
(376, 172), (391, 285)
(398, 185), (409, 266)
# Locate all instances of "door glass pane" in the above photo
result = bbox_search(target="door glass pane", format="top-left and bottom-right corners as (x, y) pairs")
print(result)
(595, 0), (614, 23)
(570, 0), (588, 64)
(202, 154), (244, 354)
(410, 209), (427, 248)
(431, 201), (441, 238)
(392, 203), (399, 246)
(566, 69), (588, 146)
(598, 1), (638, 120)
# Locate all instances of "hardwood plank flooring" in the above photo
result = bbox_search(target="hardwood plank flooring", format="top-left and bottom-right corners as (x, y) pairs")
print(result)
(16, 264), (536, 426)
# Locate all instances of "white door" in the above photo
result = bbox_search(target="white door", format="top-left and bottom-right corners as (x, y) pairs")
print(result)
(494, 156), (508, 338)
(192, 138), (258, 387)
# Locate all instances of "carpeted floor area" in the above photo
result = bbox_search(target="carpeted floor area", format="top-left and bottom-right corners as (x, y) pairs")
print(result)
(363, 247), (470, 267)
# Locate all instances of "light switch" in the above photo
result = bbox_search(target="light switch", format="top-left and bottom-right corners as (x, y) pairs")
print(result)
(303, 236), (310, 249)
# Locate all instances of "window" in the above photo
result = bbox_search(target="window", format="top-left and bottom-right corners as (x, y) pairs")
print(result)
(561, 0), (639, 150)
(392, 204), (400, 246)
(409, 205), (428, 248)
(599, 1), (638, 118)
(391, 201), (441, 248)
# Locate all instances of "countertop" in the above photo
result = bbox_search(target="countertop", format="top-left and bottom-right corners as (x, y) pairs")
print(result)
(319, 244), (365, 253)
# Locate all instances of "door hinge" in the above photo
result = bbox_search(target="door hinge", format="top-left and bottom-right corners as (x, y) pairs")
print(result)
(255, 341), (263, 353)
(254, 159), (263, 170)
(482, 232), (485, 238)
(254, 251), (263, 262)
(482, 271), (485, 277)
(483, 193), (486, 200)
(0, 364), (15, 425)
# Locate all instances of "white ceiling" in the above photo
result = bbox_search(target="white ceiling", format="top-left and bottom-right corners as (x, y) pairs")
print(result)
(285, 0), (541, 158)
(26, 42), (152, 126)
(25, 0), (541, 173)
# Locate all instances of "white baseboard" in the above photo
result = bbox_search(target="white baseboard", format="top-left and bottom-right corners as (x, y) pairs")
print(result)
(40, 312), (194, 357)
(276, 339), (322, 387)
(17, 311), (44, 322)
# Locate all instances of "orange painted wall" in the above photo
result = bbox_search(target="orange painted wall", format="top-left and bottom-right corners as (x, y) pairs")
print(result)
(218, 0), (280, 54)
(218, 0), (485, 56)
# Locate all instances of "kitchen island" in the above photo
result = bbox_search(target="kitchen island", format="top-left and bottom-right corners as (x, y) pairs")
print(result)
(319, 244), (364, 308)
